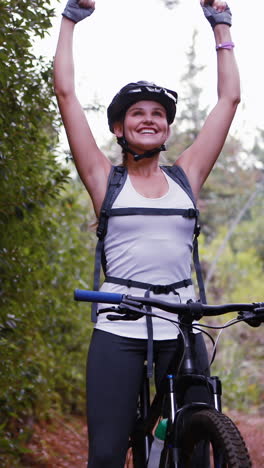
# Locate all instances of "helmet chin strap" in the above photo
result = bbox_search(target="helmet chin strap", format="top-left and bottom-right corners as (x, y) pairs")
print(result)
(117, 136), (167, 162)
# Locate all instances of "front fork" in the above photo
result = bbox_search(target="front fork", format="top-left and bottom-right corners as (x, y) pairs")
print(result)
(210, 374), (222, 412)
(159, 373), (222, 467)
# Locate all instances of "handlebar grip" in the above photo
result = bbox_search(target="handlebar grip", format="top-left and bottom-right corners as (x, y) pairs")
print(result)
(74, 289), (123, 304)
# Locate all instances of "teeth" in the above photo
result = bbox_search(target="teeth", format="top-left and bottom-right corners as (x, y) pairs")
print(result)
(140, 129), (155, 134)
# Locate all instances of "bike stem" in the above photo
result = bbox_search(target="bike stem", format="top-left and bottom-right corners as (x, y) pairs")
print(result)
(176, 320), (223, 412)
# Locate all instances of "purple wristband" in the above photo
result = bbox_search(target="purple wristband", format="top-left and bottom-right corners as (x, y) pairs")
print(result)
(216, 41), (235, 51)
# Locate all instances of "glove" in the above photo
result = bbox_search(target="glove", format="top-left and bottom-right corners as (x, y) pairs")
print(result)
(62, 0), (95, 23)
(201, 1), (232, 29)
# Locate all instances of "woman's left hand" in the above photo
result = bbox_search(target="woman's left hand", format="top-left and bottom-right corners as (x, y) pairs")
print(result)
(200, 0), (232, 29)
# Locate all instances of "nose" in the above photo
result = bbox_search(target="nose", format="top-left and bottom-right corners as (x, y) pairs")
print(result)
(142, 112), (154, 124)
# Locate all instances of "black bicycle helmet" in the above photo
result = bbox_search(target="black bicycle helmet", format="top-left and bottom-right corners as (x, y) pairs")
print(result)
(107, 81), (178, 133)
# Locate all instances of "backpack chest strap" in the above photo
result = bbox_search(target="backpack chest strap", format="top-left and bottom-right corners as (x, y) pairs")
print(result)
(105, 276), (192, 294)
(108, 207), (199, 218)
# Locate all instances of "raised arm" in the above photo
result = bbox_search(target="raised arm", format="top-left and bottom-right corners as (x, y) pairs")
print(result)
(53, 0), (111, 217)
(177, 0), (240, 199)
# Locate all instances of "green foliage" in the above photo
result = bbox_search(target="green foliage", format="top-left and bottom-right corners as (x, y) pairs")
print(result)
(203, 213), (264, 303)
(201, 146), (263, 240)
(166, 30), (264, 414)
(229, 193), (264, 263)
(211, 327), (263, 412)
(202, 215), (264, 412)
(1, 178), (96, 464)
(0, 1), (263, 463)
(0, 1), (63, 224)
(0, 2), (96, 464)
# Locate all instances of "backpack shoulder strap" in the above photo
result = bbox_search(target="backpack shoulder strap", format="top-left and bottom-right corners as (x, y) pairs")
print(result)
(91, 165), (127, 322)
(96, 165), (128, 240)
(161, 165), (207, 304)
(161, 164), (196, 207)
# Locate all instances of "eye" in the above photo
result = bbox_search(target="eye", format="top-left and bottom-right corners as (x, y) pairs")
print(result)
(131, 109), (143, 116)
(153, 109), (166, 117)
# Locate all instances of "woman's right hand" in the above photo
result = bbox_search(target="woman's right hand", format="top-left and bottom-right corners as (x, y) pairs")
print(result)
(62, 0), (95, 23)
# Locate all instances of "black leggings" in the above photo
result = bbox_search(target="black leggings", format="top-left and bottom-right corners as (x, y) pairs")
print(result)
(86, 329), (210, 468)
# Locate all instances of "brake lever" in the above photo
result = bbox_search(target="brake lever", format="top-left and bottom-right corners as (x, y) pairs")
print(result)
(238, 309), (264, 328)
(107, 312), (144, 321)
(107, 301), (145, 322)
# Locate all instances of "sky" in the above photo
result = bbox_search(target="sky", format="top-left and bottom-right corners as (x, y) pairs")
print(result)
(34, 0), (264, 149)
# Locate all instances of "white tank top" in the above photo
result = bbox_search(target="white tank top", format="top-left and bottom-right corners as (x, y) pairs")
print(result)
(95, 169), (197, 340)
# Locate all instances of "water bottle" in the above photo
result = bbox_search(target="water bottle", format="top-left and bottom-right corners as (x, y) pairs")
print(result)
(147, 419), (168, 468)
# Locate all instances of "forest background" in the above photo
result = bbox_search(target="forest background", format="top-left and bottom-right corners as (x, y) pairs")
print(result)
(0, 0), (263, 466)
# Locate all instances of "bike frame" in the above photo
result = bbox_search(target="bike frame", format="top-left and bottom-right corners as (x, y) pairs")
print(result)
(130, 317), (223, 467)
(74, 289), (263, 467)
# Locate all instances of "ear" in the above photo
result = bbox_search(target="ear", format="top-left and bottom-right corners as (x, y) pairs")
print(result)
(112, 121), (124, 138)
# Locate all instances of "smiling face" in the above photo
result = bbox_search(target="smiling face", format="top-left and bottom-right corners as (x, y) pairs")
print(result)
(113, 100), (170, 154)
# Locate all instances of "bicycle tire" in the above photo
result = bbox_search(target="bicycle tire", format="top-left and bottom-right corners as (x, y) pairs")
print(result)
(179, 408), (252, 468)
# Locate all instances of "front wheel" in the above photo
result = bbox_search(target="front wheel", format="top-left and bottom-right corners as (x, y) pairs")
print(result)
(179, 408), (252, 468)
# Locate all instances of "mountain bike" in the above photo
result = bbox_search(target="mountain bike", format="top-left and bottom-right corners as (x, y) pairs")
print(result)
(74, 289), (264, 467)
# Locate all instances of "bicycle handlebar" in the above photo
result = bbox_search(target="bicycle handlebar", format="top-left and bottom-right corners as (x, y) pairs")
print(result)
(74, 289), (264, 323)
(74, 289), (123, 304)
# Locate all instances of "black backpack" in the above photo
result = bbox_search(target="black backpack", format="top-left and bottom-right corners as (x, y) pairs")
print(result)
(91, 164), (206, 322)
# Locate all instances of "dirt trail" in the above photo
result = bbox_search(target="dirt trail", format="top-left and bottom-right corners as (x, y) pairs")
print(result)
(23, 411), (263, 467)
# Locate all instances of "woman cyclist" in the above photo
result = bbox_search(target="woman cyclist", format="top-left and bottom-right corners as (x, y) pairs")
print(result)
(54, 1), (240, 466)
